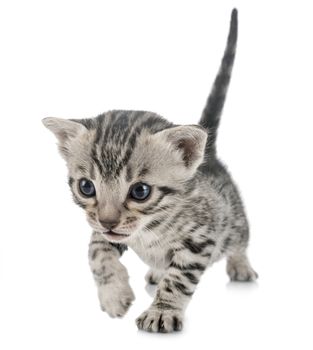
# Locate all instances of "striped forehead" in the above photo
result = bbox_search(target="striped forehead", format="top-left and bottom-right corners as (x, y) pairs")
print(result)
(87, 110), (172, 180)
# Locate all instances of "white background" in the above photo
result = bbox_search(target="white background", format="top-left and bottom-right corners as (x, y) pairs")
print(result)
(0, 0), (312, 349)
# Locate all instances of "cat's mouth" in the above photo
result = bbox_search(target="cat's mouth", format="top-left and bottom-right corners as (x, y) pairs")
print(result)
(102, 230), (130, 241)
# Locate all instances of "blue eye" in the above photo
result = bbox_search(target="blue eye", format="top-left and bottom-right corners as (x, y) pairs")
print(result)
(130, 182), (151, 201)
(79, 178), (96, 197)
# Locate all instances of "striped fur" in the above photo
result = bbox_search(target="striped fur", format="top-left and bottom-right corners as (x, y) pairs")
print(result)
(199, 8), (238, 162)
(43, 9), (257, 333)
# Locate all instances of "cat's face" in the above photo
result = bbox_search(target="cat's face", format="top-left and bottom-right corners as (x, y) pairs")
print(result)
(43, 111), (207, 243)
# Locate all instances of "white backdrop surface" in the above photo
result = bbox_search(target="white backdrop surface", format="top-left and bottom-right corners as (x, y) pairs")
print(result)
(0, 1), (312, 349)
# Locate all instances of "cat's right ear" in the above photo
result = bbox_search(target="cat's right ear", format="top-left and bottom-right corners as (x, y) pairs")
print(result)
(42, 117), (87, 158)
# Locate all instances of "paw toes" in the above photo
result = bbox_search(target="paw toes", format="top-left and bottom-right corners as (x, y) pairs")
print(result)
(173, 316), (183, 331)
(136, 313), (148, 329)
(121, 297), (133, 309)
(136, 309), (183, 333)
(99, 285), (135, 317)
(158, 316), (166, 333)
(229, 267), (258, 282)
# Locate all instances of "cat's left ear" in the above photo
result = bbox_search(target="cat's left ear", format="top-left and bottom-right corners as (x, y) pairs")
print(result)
(42, 117), (87, 157)
(155, 125), (208, 173)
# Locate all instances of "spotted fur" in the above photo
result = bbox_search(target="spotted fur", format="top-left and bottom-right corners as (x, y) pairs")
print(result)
(43, 9), (257, 333)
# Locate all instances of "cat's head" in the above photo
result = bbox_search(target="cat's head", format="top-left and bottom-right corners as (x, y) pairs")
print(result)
(43, 111), (207, 243)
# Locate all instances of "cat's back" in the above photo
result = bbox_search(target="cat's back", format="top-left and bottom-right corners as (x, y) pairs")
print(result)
(196, 158), (247, 224)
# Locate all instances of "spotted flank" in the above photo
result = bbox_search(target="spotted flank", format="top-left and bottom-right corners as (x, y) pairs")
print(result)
(43, 9), (257, 333)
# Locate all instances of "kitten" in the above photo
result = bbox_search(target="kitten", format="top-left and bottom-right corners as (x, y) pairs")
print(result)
(43, 8), (257, 333)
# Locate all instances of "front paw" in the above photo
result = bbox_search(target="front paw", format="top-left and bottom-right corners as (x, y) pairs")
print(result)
(98, 283), (135, 318)
(136, 307), (183, 333)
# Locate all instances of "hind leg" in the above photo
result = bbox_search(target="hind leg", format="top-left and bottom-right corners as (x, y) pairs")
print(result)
(227, 250), (258, 282)
(145, 269), (164, 285)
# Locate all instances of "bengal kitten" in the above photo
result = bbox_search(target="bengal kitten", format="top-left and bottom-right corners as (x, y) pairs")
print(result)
(43, 9), (258, 333)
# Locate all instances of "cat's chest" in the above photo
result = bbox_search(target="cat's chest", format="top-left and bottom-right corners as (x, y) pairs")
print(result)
(128, 238), (169, 269)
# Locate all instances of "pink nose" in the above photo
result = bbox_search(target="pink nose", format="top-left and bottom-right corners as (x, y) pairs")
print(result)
(99, 220), (119, 230)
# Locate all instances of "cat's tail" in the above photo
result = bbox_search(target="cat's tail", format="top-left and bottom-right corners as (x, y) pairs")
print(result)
(199, 8), (238, 161)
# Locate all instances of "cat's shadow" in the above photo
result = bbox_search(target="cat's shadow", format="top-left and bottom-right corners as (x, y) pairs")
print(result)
(226, 280), (259, 291)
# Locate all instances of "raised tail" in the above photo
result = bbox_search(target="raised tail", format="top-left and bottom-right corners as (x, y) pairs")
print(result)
(199, 9), (238, 162)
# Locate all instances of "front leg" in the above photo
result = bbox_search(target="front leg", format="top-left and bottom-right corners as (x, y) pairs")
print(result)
(136, 253), (208, 332)
(89, 231), (135, 317)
